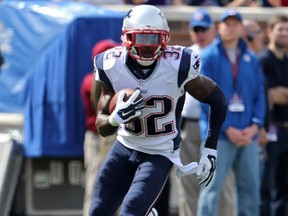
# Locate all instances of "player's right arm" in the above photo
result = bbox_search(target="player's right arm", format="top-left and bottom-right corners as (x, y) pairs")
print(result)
(93, 52), (118, 136)
(95, 81), (119, 137)
(94, 52), (144, 137)
(95, 81), (144, 137)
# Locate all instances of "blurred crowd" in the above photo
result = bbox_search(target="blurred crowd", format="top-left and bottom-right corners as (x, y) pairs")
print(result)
(178, 9), (288, 216)
(179, 9), (288, 216)
(78, 0), (288, 7)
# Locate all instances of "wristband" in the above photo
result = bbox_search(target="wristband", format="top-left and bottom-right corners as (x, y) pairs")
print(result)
(108, 115), (119, 127)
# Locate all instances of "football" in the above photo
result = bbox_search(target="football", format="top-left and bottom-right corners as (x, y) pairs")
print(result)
(108, 88), (143, 114)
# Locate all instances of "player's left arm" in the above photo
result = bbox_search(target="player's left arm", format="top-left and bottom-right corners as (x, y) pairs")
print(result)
(184, 75), (227, 186)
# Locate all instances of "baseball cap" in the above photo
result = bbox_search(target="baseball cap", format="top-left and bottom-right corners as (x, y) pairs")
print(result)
(220, 9), (243, 22)
(91, 39), (119, 59)
(189, 10), (213, 29)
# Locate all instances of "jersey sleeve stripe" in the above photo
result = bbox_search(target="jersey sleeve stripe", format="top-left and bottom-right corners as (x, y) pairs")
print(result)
(95, 53), (113, 88)
(173, 94), (186, 150)
(177, 48), (192, 88)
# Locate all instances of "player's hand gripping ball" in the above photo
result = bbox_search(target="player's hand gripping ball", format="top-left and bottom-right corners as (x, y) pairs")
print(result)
(108, 88), (144, 126)
(108, 88), (142, 114)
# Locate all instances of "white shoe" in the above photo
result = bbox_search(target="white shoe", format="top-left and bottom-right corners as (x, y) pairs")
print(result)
(147, 208), (158, 216)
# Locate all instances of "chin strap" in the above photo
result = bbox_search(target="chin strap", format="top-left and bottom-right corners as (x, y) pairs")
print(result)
(136, 59), (155, 66)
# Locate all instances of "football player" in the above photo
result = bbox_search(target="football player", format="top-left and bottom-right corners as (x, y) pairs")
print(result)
(90, 5), (226, 216)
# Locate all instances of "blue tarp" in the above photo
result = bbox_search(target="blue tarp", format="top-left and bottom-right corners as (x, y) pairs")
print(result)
(0, 1), (125, 157)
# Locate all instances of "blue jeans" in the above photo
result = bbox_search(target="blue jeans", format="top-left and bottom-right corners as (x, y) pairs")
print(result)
(197, 139), (260, 216)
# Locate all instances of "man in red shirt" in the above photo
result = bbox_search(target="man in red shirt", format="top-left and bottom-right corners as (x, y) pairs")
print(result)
(81, 39), (118, 216)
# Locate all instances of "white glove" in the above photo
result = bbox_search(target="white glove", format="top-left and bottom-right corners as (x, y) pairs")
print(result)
(197, 147), (217, 186)
(147, 208), (158, 216)
(108, 89), (144, 126)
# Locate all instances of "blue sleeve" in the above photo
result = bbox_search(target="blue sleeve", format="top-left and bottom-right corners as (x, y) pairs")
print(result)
(94, 52), (113, 88)
(177, 48), (192, 88)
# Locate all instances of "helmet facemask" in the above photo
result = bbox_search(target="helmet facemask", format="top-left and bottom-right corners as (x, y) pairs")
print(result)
(122, 30), (169, 66)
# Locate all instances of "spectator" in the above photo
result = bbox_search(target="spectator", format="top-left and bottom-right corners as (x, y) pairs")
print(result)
(182, 0), (260, 6)
(80, 39), (118, 216)
(182, 0), (222, 6)
(243, 19), (267, 57)
(89, 4), (226, 216)
(126, 0), (167, 4)
(78, 0), (125, 5)
(178, 9), (236, 216)
(258, 14), (288, 216)
(243, 19), (269, 147)
(264, 0), (288, 6)
(126, 0), (183, 5)
(243, 19), (269, 182)
(197, 9), (266, 216)
(223, 0), (261, 7)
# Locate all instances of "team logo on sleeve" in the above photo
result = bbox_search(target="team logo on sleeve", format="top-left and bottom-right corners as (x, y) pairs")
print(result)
(193, 58), (201, 70)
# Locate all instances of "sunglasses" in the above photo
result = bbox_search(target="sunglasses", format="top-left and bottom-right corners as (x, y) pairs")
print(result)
(192, 26), (209, 33)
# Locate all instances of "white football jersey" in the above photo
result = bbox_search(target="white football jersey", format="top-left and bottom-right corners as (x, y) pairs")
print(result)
(94, 45), (201, 157)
